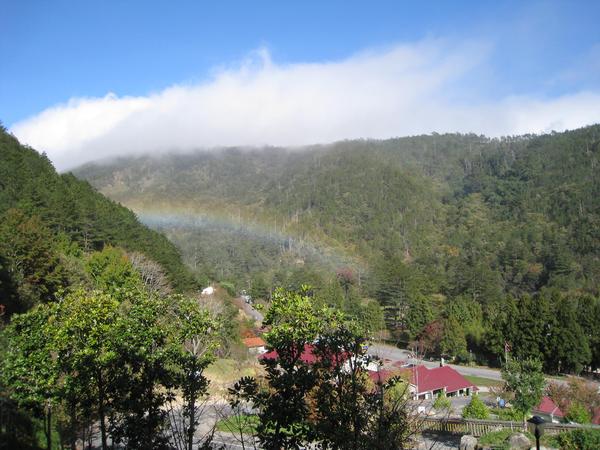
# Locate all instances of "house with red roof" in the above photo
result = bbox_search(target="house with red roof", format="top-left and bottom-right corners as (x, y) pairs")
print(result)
(408, 365), (477, 400)
(261, 344), (318, 364)
(260, 344), (351, 368)
(243, 336), (267, 355)
(367, 368), (396, 384)
(533, 396), (565, 423)
(593, 408), (600, 426)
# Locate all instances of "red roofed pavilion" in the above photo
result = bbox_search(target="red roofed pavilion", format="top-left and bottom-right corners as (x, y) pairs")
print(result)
(533, 396), (565, 423)
(260, 344), (350, 368)
(409, 365), (477, 400)
(368, 369), (398, 385)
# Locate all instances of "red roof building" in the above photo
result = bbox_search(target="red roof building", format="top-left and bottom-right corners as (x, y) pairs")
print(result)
(533, 396), (565, 423)
(409, 365), (477, 400)
(243, 336), (267, 354)
(368, 369), (398, 385)
(260, 344), (350, 367)
(592, 408), (600, 426)
(243, 336), (266, 348)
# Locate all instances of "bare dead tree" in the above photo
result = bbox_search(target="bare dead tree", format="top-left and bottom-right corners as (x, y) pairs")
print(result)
(214, 399), (259, 450)
(127, 251), (172, 296)
(166, 397), (221, 450)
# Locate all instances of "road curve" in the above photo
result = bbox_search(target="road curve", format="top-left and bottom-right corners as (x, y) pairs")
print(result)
(234, 297), (264, 324)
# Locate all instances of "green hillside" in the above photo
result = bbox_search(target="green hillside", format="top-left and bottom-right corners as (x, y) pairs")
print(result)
(74, 126), (600, 372)
(75, 127), (600, 293)
(0, 126), (196, 310)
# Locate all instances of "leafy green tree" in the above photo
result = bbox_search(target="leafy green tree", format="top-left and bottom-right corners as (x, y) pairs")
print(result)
(85, 246), (142, 299)
(312, 317), (411, 449)
(462, 394), (489, 419)
(446, 296), (484, 345)
(230, 287), (412, 450)
(576, 295), (600, 371)
(0, 209), (64, 314)
(109, 294), (176, 449)
(374, 258), (433, 339)
(249, 274), (269, 301)
(482, 295), (516, 365)
(0, 253), (16, 316)
(440, 315), (467, 360)
(311, 317), (372, 449)
(404, 293), (434, 341)
(501, 358), (545, 420)
(359, 299), (386, 334)
(1, 304), (58, 450)
(545, 295), (590, 374)
(565, 401), (592, 424)
(49, 288), (121, 450)
(3, 285), (220, 450)
(433, 393), (451, 412)
(168, 294), (219, 450)
(508, 294), (551, 362)
(231, 286), (320, 449)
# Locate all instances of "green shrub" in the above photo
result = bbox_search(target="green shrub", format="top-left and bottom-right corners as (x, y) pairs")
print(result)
(565, 401), (592, 424)
(433, 393), (451, 410)
(490, 406), (523, 421)
(554, 429), (600, 450)
(462, 394), (489, 419)
(479, 430), (536, 450)
(216, 414), (259, 434)
(478, 429), (514, 447)
(220, 281), (237, 297)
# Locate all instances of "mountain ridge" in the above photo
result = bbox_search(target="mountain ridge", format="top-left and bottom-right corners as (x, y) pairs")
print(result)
(72, 125), (600, 295)
(0, 127), (196, 295)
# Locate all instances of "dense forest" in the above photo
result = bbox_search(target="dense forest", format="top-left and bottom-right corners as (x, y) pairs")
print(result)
(0, 126), (244, 448)
(2, 123), (600, 448)
(0, 126), (196, 311)
(75, 125), (600, 372)
(0, 127), (405, 448)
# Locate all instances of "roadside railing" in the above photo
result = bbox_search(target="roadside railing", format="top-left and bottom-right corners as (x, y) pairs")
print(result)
(418, 417), (600, 437)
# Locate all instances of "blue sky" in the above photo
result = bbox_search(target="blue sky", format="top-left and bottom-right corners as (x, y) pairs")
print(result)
(2, 0), (600, 168)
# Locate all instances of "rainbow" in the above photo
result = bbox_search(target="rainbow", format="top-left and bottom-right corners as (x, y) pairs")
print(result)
(133, 205), (364, 272)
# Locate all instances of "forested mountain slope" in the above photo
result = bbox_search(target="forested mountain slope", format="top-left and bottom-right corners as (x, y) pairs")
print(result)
(0, 127), (195, 308)
(74, 126), (600, 372)
(75, 126), (600, 294)
(74, 135), (483, 280)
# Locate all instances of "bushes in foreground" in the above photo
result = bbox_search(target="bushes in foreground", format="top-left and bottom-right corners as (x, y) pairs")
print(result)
(551, 428), (600, 450)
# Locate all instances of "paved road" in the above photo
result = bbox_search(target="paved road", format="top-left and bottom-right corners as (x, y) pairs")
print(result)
(234, 297), (264, 324)
(367, 343), (600, 389)
(367, 343), (501, 381)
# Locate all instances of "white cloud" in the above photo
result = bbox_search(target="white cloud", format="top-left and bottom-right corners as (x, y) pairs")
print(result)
(10, 39), (600, 170)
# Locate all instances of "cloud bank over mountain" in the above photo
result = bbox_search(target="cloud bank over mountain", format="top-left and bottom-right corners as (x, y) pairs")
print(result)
(11, 40), (600, 170)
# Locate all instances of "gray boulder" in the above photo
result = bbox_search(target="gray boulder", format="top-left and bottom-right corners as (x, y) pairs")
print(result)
(506, 432), (531, 449)
(460, 434), (478, 450)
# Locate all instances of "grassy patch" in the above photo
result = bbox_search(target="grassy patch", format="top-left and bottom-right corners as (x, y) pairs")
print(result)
(464, 375), (502, 387)
(205, 358), (259, 395)
(478, 429), (533, 449)
(479, 429), (558, 449)
(489, 407), (524, 421)
(206, 358), (257, 382)
(216, 414), (259, 434)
